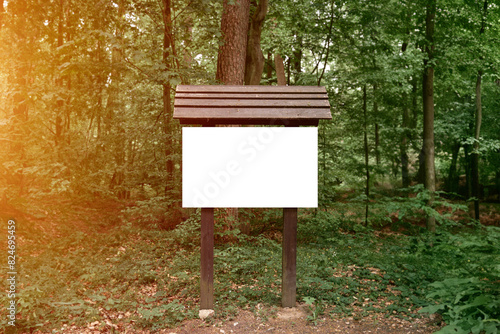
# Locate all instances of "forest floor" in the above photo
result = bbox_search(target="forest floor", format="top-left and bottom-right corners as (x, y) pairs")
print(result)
(155, 307), (442, 334)
(49, 306), (443, 334)
(2, 196), (498, 334)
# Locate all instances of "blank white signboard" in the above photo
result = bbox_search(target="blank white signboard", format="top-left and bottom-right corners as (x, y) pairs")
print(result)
(182, 127), (317, 208)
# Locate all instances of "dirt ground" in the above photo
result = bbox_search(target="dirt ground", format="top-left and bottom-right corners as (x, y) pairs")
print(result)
(43, 305), (443, 334)
(170, 306), (443, 334)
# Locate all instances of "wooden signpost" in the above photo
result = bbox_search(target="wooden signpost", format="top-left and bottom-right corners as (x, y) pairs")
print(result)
(173, 85), (332, 311)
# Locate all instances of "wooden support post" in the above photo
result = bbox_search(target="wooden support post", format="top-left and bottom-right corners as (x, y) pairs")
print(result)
(200, 208), (214, 310)
(282, 207), (297, 307)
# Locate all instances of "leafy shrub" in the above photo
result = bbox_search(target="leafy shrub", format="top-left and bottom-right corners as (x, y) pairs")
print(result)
(419, 226), (500, 333)
(298, 209), (341, 242)
(420, 277), (500, 334)
(372, 185), (468, 232)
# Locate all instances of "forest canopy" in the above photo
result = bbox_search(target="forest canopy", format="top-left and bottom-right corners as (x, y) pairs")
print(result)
(0, 0), (499, 221)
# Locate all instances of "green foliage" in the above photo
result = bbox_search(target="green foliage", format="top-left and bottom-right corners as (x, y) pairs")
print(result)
(418, 226), (500, 333)
(420, 278), (500, 334)
(121, 196), (177, 229)
(303, 296), (325, 325)
(1, 0), (500, 331)
(372, 185), (469, 232)
(298, 209), (341, 242)
(2, 199), (499, 331)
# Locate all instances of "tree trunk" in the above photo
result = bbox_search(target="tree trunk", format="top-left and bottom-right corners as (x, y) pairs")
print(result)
(162, 0), (176, 202)
(411, 74), (419, 130)
(216, 0), (251, 227)
(423, 0), (436, 232)
(401, 106), (410, 188)
(275, 54), (286, 86)
(400, 74), (410, 188)
(244, 0), (268, 85)
(217, 0), (250, 85)
(446, 142), (460, 194)
(265, 51), (273, 81)
(471, 0), (487, 220)
(373, 85), (380, 166)
(471, 72), (482, 220)
(363, 85), (370, 226)
(292, 34), (302, 84)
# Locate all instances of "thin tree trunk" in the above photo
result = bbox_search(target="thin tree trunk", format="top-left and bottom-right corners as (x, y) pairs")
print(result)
(464, 143), (473, 200)
(363, 85), (369, 226)
(401, 105), (410, 188)
(411, 75), (418, 130)
(471, 0), (487, 220)
(275, 54), (286, 86)
(423, 0), (437, 232)
(446, 142), (460, 194)
(162, 0), (175, 201)
(265, 51), (273, 81)
(292, 34), (302, 84)
(471, 72), (482, 220)
(373, 84), (380, 166)
(244, 0), (268, 85)
(400, 39), (411, 188)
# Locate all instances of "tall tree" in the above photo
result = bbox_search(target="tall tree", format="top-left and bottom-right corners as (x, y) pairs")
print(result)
(422, 0), (437, 232)
(216, 0), (251, 85)
(470, 0), (488, 221)
(216, 0), (251, 226)
(244, 0), (268, 85)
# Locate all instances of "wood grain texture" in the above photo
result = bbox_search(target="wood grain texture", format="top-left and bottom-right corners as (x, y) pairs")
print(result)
(173, 85), (332, 125)
(175, 93), (328, 99)
(282, 207), (297, 308)
(176, 85), (326, 93)
(200, 208), (214, 309)
(175, 99), (330, 108)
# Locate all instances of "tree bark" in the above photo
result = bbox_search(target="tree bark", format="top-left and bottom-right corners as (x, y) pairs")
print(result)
(446, 142), (460, 194)
(244, 0), (268, 85)
(217, 0), (251, 85)
(471, 73), (481, 220)
(275, 54), (286, 86)
(373, 84), (380, 166)
(216, 0), (251, 226)
(401, 102), (410, 188)
(363, 85), (370, 226)
(265, 51), (273, 81)
(423, 0), (437, 232)
(292, 34), (302, 84)
(470, 0), (487, 220)
(161, 0), (177, 203)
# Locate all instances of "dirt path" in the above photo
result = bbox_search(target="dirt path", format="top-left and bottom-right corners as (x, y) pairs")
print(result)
(172, 306), (442, 334)
(44, 305), (442, 334)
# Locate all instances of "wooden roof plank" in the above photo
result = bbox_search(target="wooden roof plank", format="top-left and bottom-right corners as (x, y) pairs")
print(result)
(174, 107), (332, 119)
(178, 118), (320, 126)
(176, 85), (326, 94)
(175, 93), (328, 99)
(174, 99), (330, 108)
(173, 85), (332, 125)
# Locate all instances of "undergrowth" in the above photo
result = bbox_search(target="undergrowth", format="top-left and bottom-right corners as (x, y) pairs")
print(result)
(0, 198), (498, 333)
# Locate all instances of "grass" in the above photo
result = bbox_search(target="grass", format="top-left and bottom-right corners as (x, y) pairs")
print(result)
(0, 198), (499, 333)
